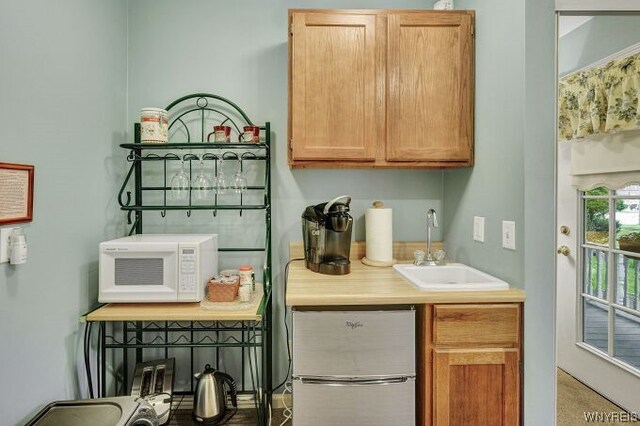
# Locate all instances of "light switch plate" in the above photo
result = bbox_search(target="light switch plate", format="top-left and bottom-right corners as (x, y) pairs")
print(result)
(502, 221), (516, 250)
(473, 216), (485, 242)
(0, 227), (19, 263)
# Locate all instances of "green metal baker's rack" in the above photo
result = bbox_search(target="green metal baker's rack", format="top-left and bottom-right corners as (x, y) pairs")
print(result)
(102, 93), (272, 423)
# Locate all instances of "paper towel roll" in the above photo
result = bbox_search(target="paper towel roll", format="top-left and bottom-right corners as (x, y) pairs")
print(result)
(365, 202), (393, 262)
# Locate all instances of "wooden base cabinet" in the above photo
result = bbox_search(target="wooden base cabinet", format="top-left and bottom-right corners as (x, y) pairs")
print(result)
(288, 9), (474, 169)
(419, 304), (523, 426)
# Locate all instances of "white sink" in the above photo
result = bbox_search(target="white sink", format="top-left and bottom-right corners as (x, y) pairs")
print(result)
(393, 263), (509, 291)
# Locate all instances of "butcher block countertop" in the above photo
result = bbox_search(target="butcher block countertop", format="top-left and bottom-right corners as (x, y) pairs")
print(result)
(86, 288), (265, 322)
(286, 242), (525, 306)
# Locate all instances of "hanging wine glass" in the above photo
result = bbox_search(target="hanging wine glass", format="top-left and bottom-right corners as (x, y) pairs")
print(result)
(191, 159), (211, 202)
(216, 159), (229, 195)
(170, 159), (190, 201)
(232, 158), (248, 194)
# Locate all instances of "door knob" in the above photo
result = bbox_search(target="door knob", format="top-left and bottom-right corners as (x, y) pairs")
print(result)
(557, 246), (570, 256)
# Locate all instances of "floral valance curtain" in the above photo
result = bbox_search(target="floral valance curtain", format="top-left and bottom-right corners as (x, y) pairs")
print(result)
(559, 51), (640, 141)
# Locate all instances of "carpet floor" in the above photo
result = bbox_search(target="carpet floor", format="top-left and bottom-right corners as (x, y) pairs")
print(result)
(557, 368), (625, 425)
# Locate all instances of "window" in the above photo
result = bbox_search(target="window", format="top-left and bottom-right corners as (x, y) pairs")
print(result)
(582, 185), (640, 370)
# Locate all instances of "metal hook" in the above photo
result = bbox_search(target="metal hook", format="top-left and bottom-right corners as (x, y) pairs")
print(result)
(222, 151), (238, 161)
(186, 210), (192, 218)
(202, 152), (218, 161)
(160, 210), (166, 218)
(212, 210), (217, 218)
(127, 210), (133, 225)
(125, 191), (132, 207)
(241, 152), (258, 160)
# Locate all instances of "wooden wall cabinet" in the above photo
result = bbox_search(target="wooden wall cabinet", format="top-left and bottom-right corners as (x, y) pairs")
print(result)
(419, 304), (523, 426)
(288, 9), (474, 169)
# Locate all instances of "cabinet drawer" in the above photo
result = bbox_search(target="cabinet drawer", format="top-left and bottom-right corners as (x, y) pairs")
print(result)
(433, 304), (520, 347)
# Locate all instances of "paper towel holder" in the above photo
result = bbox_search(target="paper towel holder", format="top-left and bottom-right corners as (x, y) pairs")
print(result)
(362, 200), (397, 267)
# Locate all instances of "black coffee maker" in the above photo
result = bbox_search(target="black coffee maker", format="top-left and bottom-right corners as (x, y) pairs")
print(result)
(302, 195), (353, 275)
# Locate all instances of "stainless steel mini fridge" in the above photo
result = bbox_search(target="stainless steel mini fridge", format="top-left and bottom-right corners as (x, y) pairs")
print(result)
(292, 308), (415, 425)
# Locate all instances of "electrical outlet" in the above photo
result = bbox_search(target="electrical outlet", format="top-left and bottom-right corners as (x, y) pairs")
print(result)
(0, 227), (19, 263)
(502, 221), (516, 250)
(473, 216), (485, 242)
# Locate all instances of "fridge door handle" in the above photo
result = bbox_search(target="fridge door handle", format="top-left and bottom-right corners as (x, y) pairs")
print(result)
(297, 376), (411, 386)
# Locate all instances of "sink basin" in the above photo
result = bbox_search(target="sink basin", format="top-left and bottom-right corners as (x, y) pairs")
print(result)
(393, 263), (509, 291)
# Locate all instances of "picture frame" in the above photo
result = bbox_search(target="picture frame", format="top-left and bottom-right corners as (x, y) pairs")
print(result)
(0, 162), (34, 225)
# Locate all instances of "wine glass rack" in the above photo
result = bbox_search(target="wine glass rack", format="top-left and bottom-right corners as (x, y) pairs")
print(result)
(86, 93), (273, 424)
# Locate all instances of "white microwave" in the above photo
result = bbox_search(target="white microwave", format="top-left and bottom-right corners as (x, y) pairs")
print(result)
(99, 234), (218, 303)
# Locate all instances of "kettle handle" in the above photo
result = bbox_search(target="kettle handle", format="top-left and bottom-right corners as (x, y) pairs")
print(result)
(215, 371), (238, 408)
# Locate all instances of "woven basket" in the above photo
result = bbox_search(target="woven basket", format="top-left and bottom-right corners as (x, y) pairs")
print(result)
(207, 282), (239, 302)
(619, 240), (640, 254)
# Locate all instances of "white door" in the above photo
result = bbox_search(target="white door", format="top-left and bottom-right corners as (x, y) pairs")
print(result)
(556, 142), (640, 412)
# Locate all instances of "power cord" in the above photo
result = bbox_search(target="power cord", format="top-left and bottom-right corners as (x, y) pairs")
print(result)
(272, 258), (304, 392)
(166, 394), (184, 424)
(279, 381), (293, 425)
(268, 258), (303, 425)
(83, 321), (94, 399)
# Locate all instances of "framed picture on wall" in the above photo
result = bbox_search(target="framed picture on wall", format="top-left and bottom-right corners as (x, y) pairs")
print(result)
(0, 163), (34, 225)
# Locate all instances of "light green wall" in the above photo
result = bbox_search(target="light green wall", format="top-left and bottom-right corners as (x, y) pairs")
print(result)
(442, 0), (556, 424)
(126, 0), (444, 396)
(0, 1), (558, 424)
(523, 0), (556, 424)
(559, 15), (640, 76)
(0, 0), (127, 423)
(443, 0), (525, 288)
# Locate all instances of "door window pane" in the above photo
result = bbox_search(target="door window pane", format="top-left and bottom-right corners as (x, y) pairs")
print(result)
(583, 248), (608, 300)
(585, 198), (610, 246)
(586, 186), (609, 196)
(615, 198), (640, 252)
(614, 309), (640, 369)
(581, 188), (640, 374)
(583, 298), (609, 353)
(615, 184), (640, 197)
(615, 254), (640, 312)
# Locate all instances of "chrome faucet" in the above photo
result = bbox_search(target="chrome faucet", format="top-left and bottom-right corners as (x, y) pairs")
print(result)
(414, 209), (444, 266)
(426, 209), (438, 265)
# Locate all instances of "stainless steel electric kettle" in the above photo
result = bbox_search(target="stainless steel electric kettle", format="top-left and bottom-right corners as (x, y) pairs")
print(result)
(192, 364), (238, 424)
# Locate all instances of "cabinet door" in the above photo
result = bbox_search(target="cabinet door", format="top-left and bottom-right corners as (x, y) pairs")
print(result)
(433, 348), (519, 426)
(289, 12), (377, 162)
(387, 12), (474, 163)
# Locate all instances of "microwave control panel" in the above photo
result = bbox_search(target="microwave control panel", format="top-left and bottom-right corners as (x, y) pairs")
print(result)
(179, 247), (197, 292)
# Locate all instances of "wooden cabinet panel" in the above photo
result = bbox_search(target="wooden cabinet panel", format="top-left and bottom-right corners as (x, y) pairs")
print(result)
(434, 348), (520, 426)
(433, 304), (520, 347)
(420, 304), (523, 426)
(288, 10), (474, 169)
(289, 12), (377, 162)
(387, 12), (474, 163)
